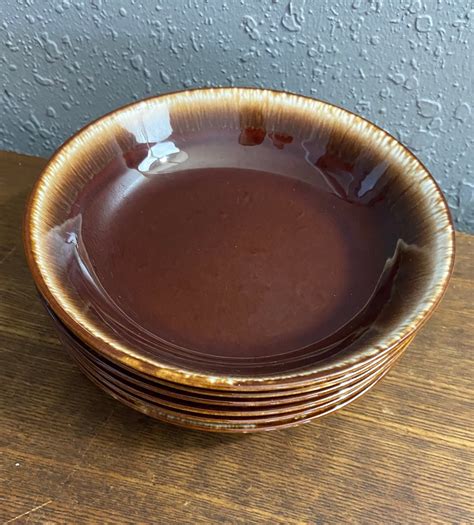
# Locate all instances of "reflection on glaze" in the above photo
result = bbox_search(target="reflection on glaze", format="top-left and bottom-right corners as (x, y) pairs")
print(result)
(137, 141), (189, 175)
(302, 139), (390, 205)
(119, 104), (190, 176)
(124, 102), (173, 144)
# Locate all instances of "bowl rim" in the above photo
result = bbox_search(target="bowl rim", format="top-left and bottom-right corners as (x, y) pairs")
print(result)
(24, 86), (456, 389)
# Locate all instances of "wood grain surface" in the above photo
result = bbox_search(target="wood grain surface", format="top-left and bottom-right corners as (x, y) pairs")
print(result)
(1, 151), (472, 525)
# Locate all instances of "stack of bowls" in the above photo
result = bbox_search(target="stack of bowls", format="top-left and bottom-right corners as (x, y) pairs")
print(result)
(24, 88), (454, 432)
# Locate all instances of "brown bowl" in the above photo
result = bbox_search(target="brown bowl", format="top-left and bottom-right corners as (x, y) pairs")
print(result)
(69, 350), (397, 433)
(62, 319), (403, 415)
(70, 343), (403, 417)
(24, 88), (454, 428)
(73, 339), (401, 412)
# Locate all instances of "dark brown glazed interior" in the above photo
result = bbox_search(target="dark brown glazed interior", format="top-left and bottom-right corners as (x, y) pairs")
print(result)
(74, 158), (400, 362)
(26, 89), (454, 384)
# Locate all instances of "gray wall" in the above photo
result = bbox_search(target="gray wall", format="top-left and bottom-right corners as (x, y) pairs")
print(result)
(1, 0), (472, 231)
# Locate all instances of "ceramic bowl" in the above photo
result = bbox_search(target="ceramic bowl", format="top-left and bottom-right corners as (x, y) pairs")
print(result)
(69, 350), (397, 433)
(25, 88), (454, 430)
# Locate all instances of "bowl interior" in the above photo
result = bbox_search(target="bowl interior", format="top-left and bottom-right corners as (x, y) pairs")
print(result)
(25, 88), (454, 385)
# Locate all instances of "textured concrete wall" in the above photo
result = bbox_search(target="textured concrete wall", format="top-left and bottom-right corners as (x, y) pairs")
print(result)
(1, 0), (472, 231)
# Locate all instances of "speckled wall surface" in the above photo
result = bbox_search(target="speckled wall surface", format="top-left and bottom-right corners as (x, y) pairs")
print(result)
(1, 0), (472, 230)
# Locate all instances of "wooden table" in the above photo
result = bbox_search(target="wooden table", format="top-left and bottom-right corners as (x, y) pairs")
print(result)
(1, 151), (472, 524)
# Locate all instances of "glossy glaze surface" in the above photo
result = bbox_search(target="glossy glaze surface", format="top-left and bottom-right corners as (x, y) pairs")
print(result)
(25, 89), (454, 386)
